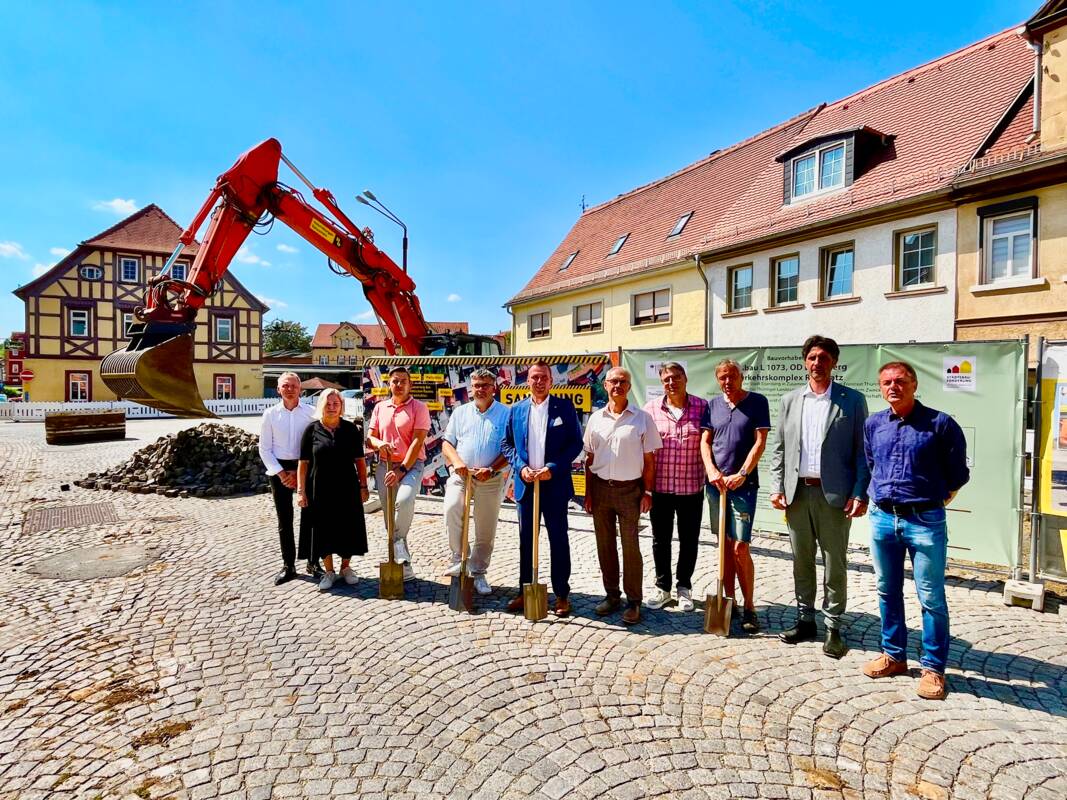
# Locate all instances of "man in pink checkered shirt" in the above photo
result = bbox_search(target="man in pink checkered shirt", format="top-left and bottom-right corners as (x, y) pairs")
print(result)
(642, 362), (709, 612)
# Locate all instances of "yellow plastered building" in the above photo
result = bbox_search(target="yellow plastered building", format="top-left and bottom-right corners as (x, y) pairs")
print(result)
(13, 204), (267, 402)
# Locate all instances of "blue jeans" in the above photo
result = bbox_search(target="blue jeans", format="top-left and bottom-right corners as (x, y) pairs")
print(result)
(869, 504), (950, 673)
(705, 484), (757, 543)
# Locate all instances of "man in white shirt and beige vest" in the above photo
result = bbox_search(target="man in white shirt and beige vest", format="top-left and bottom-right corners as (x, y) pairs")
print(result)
(258, 371), (317, 585)
(769, 336), (870, 658)
(584, 367), (662, 625)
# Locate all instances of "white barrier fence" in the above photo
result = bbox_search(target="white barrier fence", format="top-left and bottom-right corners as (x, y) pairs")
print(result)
(0, 396), (365, 422)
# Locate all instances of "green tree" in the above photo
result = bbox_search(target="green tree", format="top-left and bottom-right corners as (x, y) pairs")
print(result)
(263, 319), (311, 352)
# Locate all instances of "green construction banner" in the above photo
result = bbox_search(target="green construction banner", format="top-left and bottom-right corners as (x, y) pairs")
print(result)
(623, 341), (1026, 569)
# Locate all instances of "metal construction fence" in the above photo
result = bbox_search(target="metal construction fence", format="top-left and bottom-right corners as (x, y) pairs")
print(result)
(0, 395), (364, 422)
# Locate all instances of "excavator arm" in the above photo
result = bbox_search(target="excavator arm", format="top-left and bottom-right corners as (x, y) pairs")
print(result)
(101, 138), (449, 417)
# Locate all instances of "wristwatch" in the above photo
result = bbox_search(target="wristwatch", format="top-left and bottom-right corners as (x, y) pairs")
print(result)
(739, 468), (748, 478)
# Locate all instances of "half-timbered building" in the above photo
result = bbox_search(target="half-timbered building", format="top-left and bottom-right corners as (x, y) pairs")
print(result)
(12, 204), (268, 402)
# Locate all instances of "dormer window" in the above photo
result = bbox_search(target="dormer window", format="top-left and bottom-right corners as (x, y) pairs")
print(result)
(560, 251), (578, 271)
(667, 212), (693, 238)
(608, 234), (629, 256)
(792, 143), (845, 200)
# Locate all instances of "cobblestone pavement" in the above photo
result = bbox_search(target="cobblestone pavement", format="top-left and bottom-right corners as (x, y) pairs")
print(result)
(1, 417), (1065, 800)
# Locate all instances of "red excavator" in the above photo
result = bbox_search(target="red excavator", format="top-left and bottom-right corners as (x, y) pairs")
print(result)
(100, 138), (501, 417)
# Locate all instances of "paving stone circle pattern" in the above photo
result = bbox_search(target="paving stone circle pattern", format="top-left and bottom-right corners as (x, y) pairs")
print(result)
(0, 417), (1065, 800)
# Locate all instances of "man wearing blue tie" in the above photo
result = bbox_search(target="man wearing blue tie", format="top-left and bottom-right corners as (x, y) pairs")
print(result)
(501, 360), (584, 617)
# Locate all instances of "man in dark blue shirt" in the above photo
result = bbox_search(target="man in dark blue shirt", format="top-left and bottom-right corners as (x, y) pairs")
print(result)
(862, 361), (969, 701)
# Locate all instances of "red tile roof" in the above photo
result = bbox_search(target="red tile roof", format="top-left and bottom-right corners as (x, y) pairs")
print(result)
(510, 28), (1034, 304)
(83, 203), (200, 255)
(312, 321), (470, 349)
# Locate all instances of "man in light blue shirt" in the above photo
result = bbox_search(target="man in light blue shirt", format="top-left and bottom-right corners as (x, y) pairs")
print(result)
(441, 368), (511, 595)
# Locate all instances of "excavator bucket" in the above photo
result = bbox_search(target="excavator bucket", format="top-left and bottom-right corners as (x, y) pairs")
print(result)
(100, 321), (216, 419)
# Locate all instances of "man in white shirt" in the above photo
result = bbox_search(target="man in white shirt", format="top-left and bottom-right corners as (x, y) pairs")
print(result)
(584, 367), (662, 625)
(259, 372), (316, 585)
(768, 336), (870, 658)
(441, 368), (510, 595)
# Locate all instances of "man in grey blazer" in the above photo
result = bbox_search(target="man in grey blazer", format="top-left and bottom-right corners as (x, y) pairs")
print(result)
(769, 335), (870, 659)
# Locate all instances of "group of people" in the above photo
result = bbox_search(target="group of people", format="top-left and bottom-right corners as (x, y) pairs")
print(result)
(259, 334), (969, 701)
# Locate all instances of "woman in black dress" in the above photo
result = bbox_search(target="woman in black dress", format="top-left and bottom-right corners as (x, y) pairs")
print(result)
(296, 388), (370, 591)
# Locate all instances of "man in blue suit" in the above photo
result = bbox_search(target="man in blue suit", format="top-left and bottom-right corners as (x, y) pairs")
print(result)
(501, 360), (585, 616)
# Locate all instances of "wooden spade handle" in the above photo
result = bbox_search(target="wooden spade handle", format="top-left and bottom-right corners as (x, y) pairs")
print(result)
(531, 480), (541, 585)
(387, 483), (398, 565)
(717, 485), (728, 593)
(459, 473), (473, 570)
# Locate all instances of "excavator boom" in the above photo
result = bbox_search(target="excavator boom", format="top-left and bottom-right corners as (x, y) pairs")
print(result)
(100, 138), (486, 417)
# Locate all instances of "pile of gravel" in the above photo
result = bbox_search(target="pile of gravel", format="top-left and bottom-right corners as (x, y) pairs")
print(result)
(75, 423), (270, 497)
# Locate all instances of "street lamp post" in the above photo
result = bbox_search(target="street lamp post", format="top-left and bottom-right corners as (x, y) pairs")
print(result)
(356, 190), (408, 273)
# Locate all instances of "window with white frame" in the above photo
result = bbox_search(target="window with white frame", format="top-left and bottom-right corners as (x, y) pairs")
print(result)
(68, 307), (90, 337)
(215, 316), (234, 343)
(632, 288), (670, 326)
(820, 245), (854, 299)
(574, 301), (603, 333)
(121, 311), (136, 338)
(528, 311), (551, 339)
(214, 375), (234, 400)
(319, 355), (329, 365)
(984, 211), (1034, 283)
(791, 143), (845, 200)
(728, 265), (753, 312)
(68, 372), (90, 402)
(119, 257), (140, 283)
(771, 256), (800, 306)
(559, 251), (578, 272)
(897, 228), (936, 288)
(171, 262), (187, 281)
(79, 265), (102, 280)
(337, 355), (346, 365)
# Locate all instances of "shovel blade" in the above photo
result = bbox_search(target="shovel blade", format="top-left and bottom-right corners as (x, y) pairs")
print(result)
(523, 582), (548, 621)
(378, 561), (405, 599)
(448, 573), (475, 613)
(704, 593), (734, 636)
(100, 322), (214, 418)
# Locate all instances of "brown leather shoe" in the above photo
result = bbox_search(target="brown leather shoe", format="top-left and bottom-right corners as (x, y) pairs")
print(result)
(595, 597), (621, 616)
(506, 595), (524, 613)
(917, 669), (947, 700)
(863, 654), (909, 679)
(622, 603), (641, 625)
(553, 597), (571, 617)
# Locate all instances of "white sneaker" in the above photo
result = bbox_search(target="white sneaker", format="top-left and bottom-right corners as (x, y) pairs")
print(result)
(340, 567), (358, 586)
(394, 540), (411, 563)
(403, 563), (416, 582)
(645, 587), (672, 610)
(676, 587), (694, 612)
(473, 575), (492, 595)
(318, 570), (337, 591)
(444, 559), (463, 577)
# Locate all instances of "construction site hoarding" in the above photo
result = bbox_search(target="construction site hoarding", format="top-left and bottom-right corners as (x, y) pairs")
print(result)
(362, 354), (610, 500)
(1035, 341), (1067, 578)
(623, 340), (1026, 569)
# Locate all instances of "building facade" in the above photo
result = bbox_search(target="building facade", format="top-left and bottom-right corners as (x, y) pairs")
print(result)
(953, 2), (1067, 368)
(12, 205), (268, 402)
(508, 24), (1036, 357)
(4, 333), (25, 390)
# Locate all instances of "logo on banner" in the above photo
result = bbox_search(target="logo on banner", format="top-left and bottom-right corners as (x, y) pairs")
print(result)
(943, 356), (977, 392)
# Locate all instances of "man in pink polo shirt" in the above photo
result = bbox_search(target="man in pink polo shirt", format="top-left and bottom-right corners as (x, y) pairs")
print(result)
(367, 366), (431, 582)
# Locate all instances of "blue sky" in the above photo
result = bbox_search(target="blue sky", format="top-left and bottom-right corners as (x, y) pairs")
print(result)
(0, 0), (1035, 341)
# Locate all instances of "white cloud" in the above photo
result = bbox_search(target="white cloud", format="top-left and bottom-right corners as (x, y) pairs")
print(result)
(92, 198), (138, 216)
(49, 247), (70, 257)
(32, 263), (51, 277)
(351, 309), (375, 321)
(276, 243), (298, 254)
(235, 246), (270, 266)
(447, 293), (462, 302)
(257, 296), (288, 309)
(0, 241), (29, 259)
